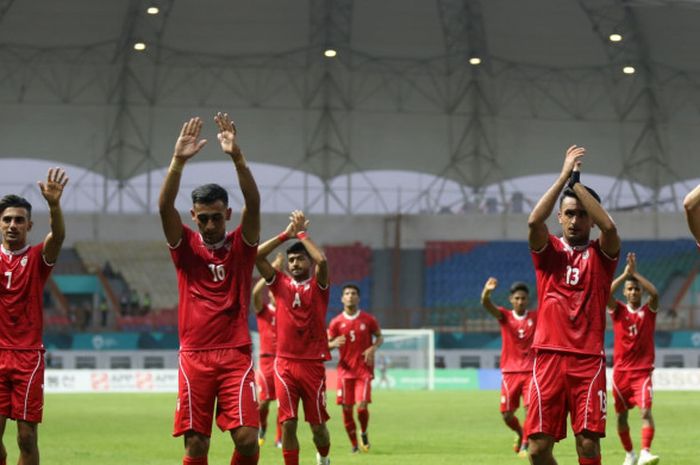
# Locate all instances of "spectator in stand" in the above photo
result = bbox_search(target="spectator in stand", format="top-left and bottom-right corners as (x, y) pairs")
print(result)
(99, 298), (109, 327)
(130, 290), (141, 314)
(142, 292), (152, 315)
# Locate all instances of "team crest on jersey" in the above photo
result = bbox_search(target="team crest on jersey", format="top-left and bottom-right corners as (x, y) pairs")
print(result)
(20, 256), (28, 267)
(360, 323), (366, 331)
(341, 323), (346, 328)
(582, 250), (589, 260)
(527, 319), (533, 326)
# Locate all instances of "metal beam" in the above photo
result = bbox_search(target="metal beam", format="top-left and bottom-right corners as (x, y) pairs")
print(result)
(578, 0), (679, 218)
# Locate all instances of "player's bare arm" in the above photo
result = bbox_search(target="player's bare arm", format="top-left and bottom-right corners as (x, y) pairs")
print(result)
(362, 330), (384, 365)
(683, 183), (700, 243)
(480, 277), (503, 319)
(608, 253), (633, 309)
(214, 112), (260, 246)
(291, 210), (329, 288)
(158, 117), (208, 246)
(39, 167), (69, 264)
(255, 221), (296, 281)
(528, 145), (585, 251)
(328, 335), (346, 350)
(252, 253), (284, 313)
(627, 252), (659, 312)
(570, 163), (620, 258)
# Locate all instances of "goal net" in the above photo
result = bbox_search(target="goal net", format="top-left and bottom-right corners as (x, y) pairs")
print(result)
(373, 329), (435, 390)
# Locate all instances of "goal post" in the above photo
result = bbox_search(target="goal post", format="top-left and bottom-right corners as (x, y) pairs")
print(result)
(374, 328), (435, 390)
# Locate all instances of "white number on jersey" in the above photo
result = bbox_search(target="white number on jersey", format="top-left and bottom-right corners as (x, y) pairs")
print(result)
(349, 330), (356, 342)
(3, 271), (11, 289)
(249, 381), (257, 402)
(628, 324), (638, 337)
(208, 264), (225, 282)
(597, 389), (607, 413)
(565, 266), (580, 285)
(517, 328), (525, 339)
(292, 292), (302, 308)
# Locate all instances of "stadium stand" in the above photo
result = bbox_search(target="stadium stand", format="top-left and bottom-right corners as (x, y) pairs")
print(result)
(324, 242), (372, 320)
(424, 239), (700, 331)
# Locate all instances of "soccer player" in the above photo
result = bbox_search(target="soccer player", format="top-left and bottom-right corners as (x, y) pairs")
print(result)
(159, 114), (260, 465)
(328, 284), (383, 453)
(252, 253), (284, 448)
(608, 252), (660, 465)
(525, 145), (621, 465)
(480, 277), (537, 457)
(255, 211), (332, 465)
(0, 168), (69, 465)
(684, 183), (700, 243)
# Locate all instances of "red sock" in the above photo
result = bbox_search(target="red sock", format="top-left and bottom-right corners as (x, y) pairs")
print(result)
(357, 408), (369, 433)
(183, 456), (208, 465)
(316, 444), (330, 458)
(578, 457), (601, 465)
(231, 450), (258, 465)
(259, 406), (269, 430)
(641, 426), (655, 450)
(342, 408), (358, 447)
(282, 449), (299, 465)
(618, 427), (634, 452)
(504, 415), (523, 435)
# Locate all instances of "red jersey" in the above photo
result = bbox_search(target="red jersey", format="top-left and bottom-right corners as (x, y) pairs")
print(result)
(256, 303), (277, 356)
(497, 307), (537, 373)
(0, 244), (53, 350)
(531, 234), (618, 356)
(268, 270), (330, 361)
(169, 225), (256, 351)
(328, 310), (381, 379)
(609, 301), (656, 371)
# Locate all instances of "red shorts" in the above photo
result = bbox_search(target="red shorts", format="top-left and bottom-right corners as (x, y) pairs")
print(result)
(256, 355), (276, 402)
(173, 347), (259, 437)
(612, 369), (653, 414)
(274, 357), (329, 425)
(525, 351), (607, 441)
(0, 349), (44, 423)
(336, 377), (372, 405)
(500, 371), (531, 413)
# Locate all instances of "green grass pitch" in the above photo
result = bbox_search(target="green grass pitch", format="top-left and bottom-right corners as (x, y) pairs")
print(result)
(11, 390), (696, 464)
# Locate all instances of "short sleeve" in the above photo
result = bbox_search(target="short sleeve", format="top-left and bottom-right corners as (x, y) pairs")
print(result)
(531, 234), (558, 270)
(169, 225), (193, 268)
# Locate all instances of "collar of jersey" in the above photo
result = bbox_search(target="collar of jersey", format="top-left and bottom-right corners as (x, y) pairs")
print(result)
(291, 276), (312, 286)
(199, 233), (227, 250)
(511, 309), (528, 321)
(342, 309), (362, 320)
(1, 243), (30, 257)
(626, 303), (642, 314)
(558, 236), (590, 252)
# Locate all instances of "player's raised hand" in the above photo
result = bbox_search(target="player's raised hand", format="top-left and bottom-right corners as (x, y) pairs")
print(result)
(483, 277), (498, 293)
(38, 167), (69, 207)
(214, 112), (239, 155)
(174, 117), (207, 161)
(561, 145), (585, 177)
(290, 210), (310, 233)
(627, 252), (637, 275)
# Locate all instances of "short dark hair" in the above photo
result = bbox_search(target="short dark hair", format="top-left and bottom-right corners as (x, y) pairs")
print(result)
(509, 282), (529, 295)
(0, 195), (32, 218)
(625, 276), (640, 286)
(286, 241), (310, 257)
(191, 183), (228, 206)
(342, 283), (361, 296)
(559, 185), (601, 206)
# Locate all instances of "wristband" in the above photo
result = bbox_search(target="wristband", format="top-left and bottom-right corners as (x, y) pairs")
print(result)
(296, 231), (308, 240)
(169, 159), (184, 174)
(568, 170), (580, 189)
(277, 231), (289, 243)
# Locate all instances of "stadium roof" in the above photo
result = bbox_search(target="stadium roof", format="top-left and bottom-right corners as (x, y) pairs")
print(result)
(1, 0), (700, 205)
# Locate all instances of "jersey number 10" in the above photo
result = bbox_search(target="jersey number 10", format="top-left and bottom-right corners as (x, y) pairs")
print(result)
(208, 264), (226, 282)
